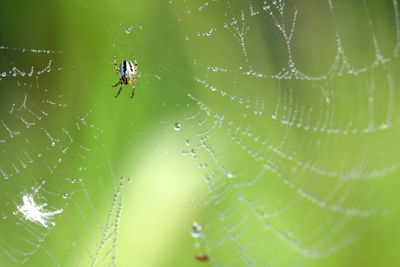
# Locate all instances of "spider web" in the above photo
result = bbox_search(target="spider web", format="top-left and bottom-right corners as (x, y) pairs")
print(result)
(1, 0), (400, 266)
(0, 46), (128, 266)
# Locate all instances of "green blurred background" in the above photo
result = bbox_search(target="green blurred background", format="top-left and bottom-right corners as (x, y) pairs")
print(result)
(0, 0), (400, 266)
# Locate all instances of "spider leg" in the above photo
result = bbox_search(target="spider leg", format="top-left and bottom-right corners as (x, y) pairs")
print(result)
(115, 86), (123, 98)
(132, 56), (138, 67)
(113, 56), (120, 75)
(129, 79), (138, 98)
(112, 80), (121, 87)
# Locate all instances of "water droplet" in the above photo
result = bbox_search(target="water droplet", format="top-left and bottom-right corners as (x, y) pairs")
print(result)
(125, 26), (133, 33)
(173, 123), (182, 131)
(127, 178), (133, 183)
(191, 222), (203, 238)
(62, 193), (70, 199)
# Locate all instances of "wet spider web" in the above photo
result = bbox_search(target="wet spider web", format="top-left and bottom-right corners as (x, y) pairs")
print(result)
(0, 47), (129, 266)
(1, 0), (400, 266)
(169, 0), (400, 265)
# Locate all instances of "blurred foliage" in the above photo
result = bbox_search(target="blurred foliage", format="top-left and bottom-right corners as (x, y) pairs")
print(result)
(0, 0), (400, 266)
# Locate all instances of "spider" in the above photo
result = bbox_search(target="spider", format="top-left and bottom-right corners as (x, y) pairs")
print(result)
(112, 56), (138, 98)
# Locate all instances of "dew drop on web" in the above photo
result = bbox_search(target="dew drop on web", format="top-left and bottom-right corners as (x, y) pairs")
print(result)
(173, 122), (182, 131)
(191, 222), (203, 238)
